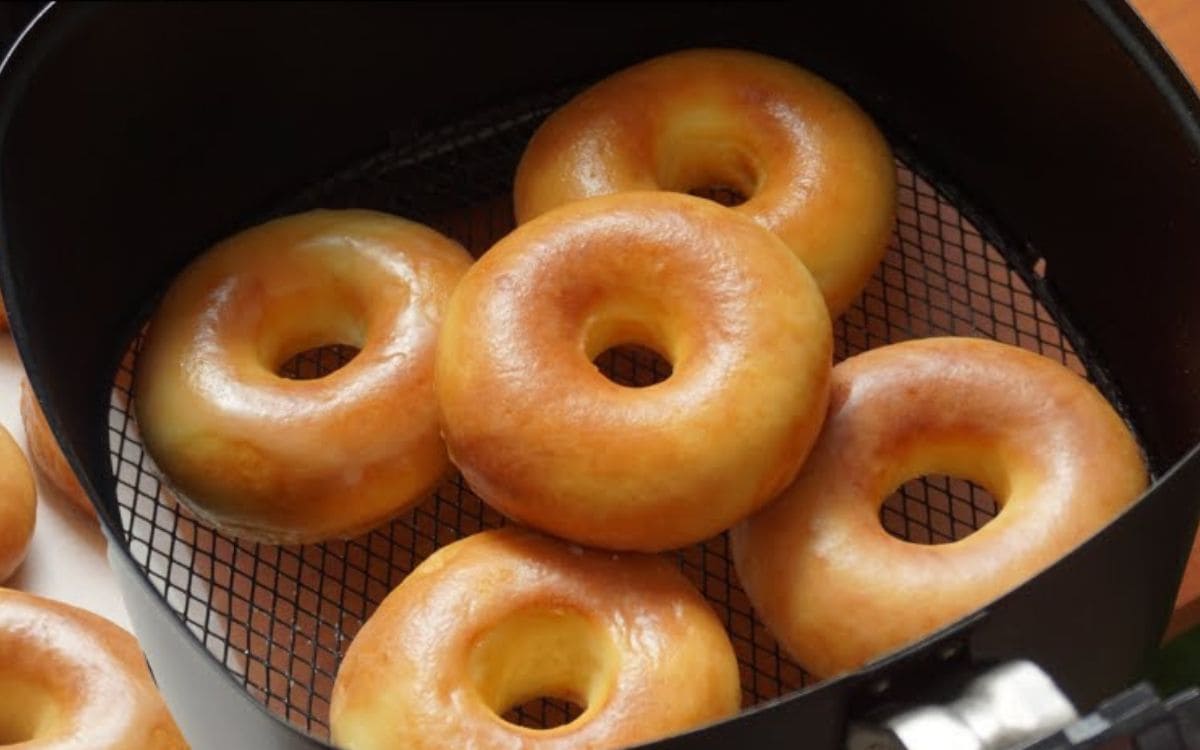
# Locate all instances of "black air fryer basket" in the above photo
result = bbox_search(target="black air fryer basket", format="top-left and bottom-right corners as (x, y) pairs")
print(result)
(2, 2), (1199, 748)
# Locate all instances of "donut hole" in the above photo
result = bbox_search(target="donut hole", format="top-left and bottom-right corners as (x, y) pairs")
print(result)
(586, 317), (675, 388)
(501, 697), (586, 730)
(687, 185), (748, 207)
(657, 127), (758, 208)
(0, 678), (57, 742)
(276, 343), (361, 380)
(879, 475), (1000, 545)
(468, 607), (616, 732)
(0, 719), (34, 745)
(593, 344), (673, 387)
(253, 281), (370, 380)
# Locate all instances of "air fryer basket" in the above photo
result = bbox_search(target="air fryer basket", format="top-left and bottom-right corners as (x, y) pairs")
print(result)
(3, 3), (1200, 749)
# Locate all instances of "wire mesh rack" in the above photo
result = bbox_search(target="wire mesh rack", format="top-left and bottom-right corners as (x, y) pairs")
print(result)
(106, 89), (1089, 740)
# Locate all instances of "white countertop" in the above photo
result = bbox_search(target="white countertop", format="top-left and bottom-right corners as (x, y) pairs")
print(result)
(0, 332), (132, 630)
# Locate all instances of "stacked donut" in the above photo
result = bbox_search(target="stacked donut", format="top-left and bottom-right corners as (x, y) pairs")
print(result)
(131, 50), (1148, 750)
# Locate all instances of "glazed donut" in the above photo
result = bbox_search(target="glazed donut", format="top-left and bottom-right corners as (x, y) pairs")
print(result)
(20, 378), (94, 518)
(0, 423), (34, 582)
(0, 587), (187, 748)
(330, 528), (740, 750)
(731, 337), (1148, 678)
(134, 210), (472, 543)
(436, 192), (832, 551)
(514, 48), (896, 316)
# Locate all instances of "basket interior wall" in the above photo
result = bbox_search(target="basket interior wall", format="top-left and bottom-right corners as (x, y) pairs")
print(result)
(107, 93), (1092, 740)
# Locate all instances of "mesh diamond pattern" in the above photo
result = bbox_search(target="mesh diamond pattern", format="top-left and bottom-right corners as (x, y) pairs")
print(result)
(109, 94), (1085, 739)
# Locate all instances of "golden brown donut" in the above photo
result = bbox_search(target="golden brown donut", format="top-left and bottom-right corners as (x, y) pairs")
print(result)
(134, 210), (472, 543)
(0, 423), (34, 583)
(330, 528), (740, 750)
(436, 192), (832, 551)
(514, 48), (896, 316)
(731, 337), (1148, 678)
(0, 587), (187, 748)
(20, 378), (94, 518)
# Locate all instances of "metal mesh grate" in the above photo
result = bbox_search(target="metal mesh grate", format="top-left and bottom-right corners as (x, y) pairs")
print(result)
(276, 345), (361, 381)
(880, 476), (999, 545)
(108, 92), (1087, 740)
(593, 344), (674, 388)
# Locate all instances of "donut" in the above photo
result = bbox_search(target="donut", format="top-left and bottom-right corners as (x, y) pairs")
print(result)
(514, 48), (896, 316)
(134, 209), (472, 544)
(731, 337), (1148, 678)
(436, 192), (832, 551)
(20, 378), (94, 518)
(330, 528), (740, 749)
(0, 587), (187, 747)
(0, 423), (34, 583)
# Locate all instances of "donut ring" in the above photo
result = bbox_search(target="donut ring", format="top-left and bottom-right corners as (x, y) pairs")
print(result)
(330, 528), (740, 750)
(514, 48), (896, 315)
(20, 378), (94, 518)
(0, 423), (34, 583)
(437, 192), (832, 551)
(134, 210), (472, 543)
(0, 587), (187, 748)
(731, 337), (1148, 677)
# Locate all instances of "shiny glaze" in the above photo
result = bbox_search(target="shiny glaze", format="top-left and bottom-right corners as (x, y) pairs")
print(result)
(20, 379), (93, 519)
(731, 338), (1148, 678)
(330, 528), (740, 750)
(0, 424), (34, 582)
(134, 210), (472, 543)
(0, 587), (186, 748)
(514, 48), (896, 316)
(436, 192), (832, 551)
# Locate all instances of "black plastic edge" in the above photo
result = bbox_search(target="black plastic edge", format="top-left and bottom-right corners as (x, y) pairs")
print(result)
(1, 2), (1199, 749)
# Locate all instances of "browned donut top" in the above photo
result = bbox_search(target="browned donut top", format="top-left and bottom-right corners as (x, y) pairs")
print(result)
(515, 48), (895, 315)
(437, 192), (832, 551)
(331, 528), (739, 750)
(732, 337), (1147, 677)
(134, 209), (471, 543)
(0, 587), (187, 748)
